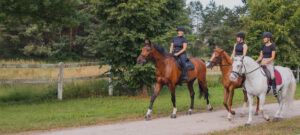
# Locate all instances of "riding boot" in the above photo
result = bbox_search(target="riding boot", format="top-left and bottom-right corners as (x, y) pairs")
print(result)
(272, 78), (280, 103)
(182, 63), (188, 81)
(263, 66), (272, 94)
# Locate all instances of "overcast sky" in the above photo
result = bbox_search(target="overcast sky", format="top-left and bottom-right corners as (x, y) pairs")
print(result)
(186, 0), (244, 9)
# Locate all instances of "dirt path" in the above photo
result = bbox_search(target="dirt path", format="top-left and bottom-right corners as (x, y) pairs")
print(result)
(30, 100), (300, 135)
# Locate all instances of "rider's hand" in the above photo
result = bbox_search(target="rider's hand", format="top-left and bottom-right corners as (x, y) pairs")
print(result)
(261, 61), (267, 66)
(174, 53), (179, 56)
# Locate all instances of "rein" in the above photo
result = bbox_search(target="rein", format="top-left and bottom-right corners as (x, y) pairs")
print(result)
(231, 58), (261, 77)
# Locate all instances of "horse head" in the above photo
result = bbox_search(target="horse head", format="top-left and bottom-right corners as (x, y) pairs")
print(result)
(137, 40), (154, 65)
(206, 46), (224, 69)
(230, 56), (245, 82)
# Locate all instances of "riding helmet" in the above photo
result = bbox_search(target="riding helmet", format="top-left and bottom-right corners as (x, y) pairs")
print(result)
(177, 26), (185, 32)
(262, 32), (272, 38)
(236, 32), (245, 39)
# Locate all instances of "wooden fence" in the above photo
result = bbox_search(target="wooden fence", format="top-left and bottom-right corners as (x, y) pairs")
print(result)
(0, 62), (298, 100)
(0, 62), (109, 100)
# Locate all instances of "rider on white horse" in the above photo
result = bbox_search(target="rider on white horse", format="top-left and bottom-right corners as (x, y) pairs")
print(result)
(255, 32), (279, 101)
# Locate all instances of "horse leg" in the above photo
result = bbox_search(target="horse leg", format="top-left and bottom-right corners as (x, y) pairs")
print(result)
(145, 82), (162, 120)
(258, 94), (270, 121)
(223, 88), (229, 112)
(255, 96), (260, 116)
(170, 85), (177, 118)
(187, 80), (195, 115)
(274, 87), (286, 121)
(199, 81), (213, 111)
(227, 87), (235, 121)
(240, 90), (248, 117)
(245, 93), (254, 126)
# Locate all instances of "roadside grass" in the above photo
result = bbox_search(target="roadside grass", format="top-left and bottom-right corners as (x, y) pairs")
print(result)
(0, 84), (299, 134)
(206, 116), (300, 135)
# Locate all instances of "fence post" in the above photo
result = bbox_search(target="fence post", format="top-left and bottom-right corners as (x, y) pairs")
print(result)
(108, 65), (113, 96)
(297, 66), (299, 83)
(58, 62), (64, 100)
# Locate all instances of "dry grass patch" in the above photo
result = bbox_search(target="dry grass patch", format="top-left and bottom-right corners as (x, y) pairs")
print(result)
(0, 60), (109, 79)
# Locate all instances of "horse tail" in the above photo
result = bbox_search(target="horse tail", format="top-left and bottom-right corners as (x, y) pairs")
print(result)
(286, 69), (296, 107)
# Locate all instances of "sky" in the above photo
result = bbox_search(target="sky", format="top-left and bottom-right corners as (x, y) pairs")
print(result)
(186, 0), (244, 9)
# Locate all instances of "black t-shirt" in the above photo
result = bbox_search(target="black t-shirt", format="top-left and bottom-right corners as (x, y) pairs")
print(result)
(172, 36), (188, 53)
(261, 44), (276, 58)
(172, 36), (188, 48)
(235, 42), (244, 55)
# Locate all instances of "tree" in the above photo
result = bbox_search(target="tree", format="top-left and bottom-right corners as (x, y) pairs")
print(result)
(194, 1), (246, 56)
(244, 0), (300, 67)
(91, 0), (189, 93)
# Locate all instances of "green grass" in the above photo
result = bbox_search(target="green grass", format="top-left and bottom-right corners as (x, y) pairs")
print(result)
(0, 79), (109, 103)
(0, 81), (299, 133)
(207, 116), (300, 135)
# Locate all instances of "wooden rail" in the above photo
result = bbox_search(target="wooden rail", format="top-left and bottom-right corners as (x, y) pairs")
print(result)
(0, 62), (110, 100)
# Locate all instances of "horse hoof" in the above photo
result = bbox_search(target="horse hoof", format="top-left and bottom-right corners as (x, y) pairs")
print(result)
(227, 117), (232, 121)
(231, 111), (236, 115)
(244, 123), (251, 127)
(145, 115), (151, 121)
(254, 112), (259, 116)
(273, 117), (283, 122)
(265, 117), (270, 121)
(186, 111), (192, 115)
(171, 114), (177, 119)
(209, 107), (213, 111)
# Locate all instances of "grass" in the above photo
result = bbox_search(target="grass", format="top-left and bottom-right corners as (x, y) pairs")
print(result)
(0, 79), (109, 103)
(0, 84), (299, 134)
(207, 116), (300, 135)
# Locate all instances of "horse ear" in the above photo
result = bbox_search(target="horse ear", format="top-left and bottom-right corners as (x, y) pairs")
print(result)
(144, 39), (151, 46)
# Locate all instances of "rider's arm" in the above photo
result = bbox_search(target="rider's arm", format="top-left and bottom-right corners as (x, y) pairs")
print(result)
(256, 51), (263, 63)
(243, 44), (248, 56)
(264, 51), (276, 64)
(231, 44), (236, 58)
(175, 43), (187, 56)
(170, 43), (174, 53)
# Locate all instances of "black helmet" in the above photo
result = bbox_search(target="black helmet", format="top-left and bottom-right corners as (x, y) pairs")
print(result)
(236, 32), (245, 39)
(177, 26), (185, 32)
(262, 32), (272, 38)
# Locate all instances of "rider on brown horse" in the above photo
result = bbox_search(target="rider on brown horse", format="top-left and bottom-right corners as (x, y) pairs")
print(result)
(170, 26), (189, 81)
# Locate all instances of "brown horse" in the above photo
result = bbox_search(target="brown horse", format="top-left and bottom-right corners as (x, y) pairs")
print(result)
(137, 40), (213, 120)
(206, 46), (259, 120)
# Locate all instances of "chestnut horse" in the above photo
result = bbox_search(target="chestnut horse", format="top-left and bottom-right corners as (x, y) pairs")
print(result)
(206, 46), (259, 120)
(137, 40), (213, 120)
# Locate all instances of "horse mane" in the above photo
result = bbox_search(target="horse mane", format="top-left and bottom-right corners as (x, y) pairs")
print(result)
(221, 51), (233, 65)
(152, 44), (173, 57)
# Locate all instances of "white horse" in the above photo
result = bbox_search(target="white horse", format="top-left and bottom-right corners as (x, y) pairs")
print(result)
(230, 56), (296, 126)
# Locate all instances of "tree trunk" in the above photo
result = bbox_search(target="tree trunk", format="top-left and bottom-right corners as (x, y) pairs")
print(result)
(140, 84), (150, 97)
(69, 27), (73, 52)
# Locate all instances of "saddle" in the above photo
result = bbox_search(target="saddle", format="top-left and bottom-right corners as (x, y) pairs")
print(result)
(174, 57), (195, 71)
(262, 67), (282, 85)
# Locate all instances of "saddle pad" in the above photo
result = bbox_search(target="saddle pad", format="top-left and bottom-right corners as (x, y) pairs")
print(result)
(175, 57), (195, 71)
(267, 69), (282, 85)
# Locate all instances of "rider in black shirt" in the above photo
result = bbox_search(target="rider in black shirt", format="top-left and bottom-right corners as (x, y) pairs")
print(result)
(170, 26), (188, 81)
(256, 32), (278, 99)
(231, 32), (248, 58)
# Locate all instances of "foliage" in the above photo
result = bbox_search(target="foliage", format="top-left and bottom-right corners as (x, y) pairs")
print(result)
(188, 1), (247, 57)
(244, 0), (300, 67)
(92, 0), (190, 92)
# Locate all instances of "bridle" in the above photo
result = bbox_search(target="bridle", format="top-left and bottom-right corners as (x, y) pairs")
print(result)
(138, 44), (153, 60)
(231, 57), (261, 78)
